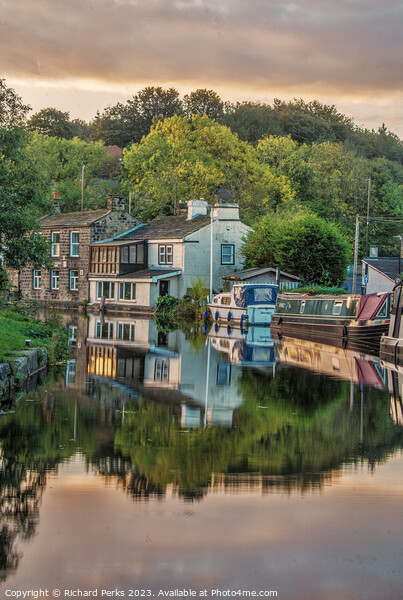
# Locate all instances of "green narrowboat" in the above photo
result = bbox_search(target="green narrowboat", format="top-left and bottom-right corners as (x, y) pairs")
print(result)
(271, 292), (391, 351)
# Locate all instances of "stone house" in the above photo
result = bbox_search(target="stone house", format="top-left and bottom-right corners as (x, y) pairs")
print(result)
(20, 194), (141, 308)
(87, 199), (251, 311)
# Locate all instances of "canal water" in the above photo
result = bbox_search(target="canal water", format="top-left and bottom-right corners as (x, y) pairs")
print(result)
(0, 313), (402, 600)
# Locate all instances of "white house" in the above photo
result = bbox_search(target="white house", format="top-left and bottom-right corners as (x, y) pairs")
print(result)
(87, 199), (250, 311)
(362, 258), (401, 294)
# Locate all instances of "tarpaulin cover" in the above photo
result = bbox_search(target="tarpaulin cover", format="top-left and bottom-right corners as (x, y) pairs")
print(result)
(354, 358), (384, 388)
(355, 293), (388, 320)
(233, 285), (278, 308)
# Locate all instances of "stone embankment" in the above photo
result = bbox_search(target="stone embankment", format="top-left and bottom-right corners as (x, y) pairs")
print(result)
(0, 347), (47, 402)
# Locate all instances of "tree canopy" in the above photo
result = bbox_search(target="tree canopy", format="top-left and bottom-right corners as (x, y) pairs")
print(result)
(121, 114), (294, 222)
(241, 209), (350, 286)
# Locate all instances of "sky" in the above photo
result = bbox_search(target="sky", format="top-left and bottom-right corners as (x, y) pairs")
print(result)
(1, 0), (402, 137)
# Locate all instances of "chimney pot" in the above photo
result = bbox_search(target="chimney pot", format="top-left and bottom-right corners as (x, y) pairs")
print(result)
(53, 193), (62, 214)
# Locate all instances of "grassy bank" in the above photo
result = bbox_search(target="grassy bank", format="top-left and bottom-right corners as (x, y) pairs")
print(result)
(0, 300), (69, 364)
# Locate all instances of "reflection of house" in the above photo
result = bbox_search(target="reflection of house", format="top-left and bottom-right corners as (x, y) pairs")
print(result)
(88, 199), (250, 311)
(362, 258), (400, 294)
(223, 267), (300, 290)
(83, 314), (247, 427)
(20, 194), (140, 307)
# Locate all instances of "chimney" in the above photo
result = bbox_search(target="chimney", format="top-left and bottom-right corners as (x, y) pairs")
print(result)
(187, 198), (208, 220)
(53, 192), (62, 214)
(107, 195), (126, 212)
(212, 203), (240, 221)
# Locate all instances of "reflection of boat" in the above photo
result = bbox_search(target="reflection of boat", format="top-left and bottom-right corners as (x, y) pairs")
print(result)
(209, 325), (276, 367)
(208, 283), (279, 326)
(271, 292), (391, 351)
(380, 281), (403, 366)
(275, 335), (386, 387)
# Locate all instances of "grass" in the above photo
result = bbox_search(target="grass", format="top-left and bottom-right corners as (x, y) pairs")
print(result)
(0, 302), (69, 364)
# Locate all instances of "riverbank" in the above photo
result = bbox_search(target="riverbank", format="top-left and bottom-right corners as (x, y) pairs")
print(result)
(0, 299), (69, 401)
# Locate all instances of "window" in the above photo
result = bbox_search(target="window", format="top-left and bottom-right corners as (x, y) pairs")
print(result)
(33, 270), (41, 289)
(68, 325), (77, 346)
(118, 282), (136, 300)
(51, 232), (60, 257)
(154, 359), (169, 381)
(121, 246), (129, 263)
(70, 231), (79, 256)
(217, 363), (231, 385)
(117, 323), (135, 341)
(129, 246), (137, 263)
(95, 321), (114, 339)
(69, 270), (79, 291)
(332, 301), (343, 316)
(50, 270), (59, 290)
(300, 300), (306, 314)
(96, 281), (115, 299)
(221, 244), (234, 265)
(159, 245), (173, 265)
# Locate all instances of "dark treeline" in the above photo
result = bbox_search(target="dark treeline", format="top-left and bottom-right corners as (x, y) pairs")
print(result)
(25, 87), (403, 164)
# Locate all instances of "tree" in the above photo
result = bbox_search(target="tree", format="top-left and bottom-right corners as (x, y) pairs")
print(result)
(121, 115), (295, 222)
(241, 208), (350, 286)
(183, 89), (225, 121)
(0, 82), (51, 287)
(26, 133), (116, 212)
(26, 108), (77, 139)
(223, 101), (282, 145)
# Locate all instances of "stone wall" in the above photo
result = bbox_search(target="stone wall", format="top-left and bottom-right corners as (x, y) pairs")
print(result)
(0, 347), (47, 402)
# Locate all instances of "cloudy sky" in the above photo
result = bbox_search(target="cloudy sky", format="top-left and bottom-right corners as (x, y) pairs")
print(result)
(1, 0), (402, 135)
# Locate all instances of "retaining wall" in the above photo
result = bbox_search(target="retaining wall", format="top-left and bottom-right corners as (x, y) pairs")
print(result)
(0, 347), (48, 402)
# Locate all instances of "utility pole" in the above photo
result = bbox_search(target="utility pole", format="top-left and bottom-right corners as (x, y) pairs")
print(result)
(365, 178), (371, 256)
(81, 165), (86, 212)
(352, 215), (360, 294)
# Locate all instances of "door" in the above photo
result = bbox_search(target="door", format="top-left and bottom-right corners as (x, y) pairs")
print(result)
(159, 280), (169, 296)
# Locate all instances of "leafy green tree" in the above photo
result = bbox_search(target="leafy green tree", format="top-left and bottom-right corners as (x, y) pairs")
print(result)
(26, 107), (89, 140)
(122, 114), (294, 222)
(242, 208), (350, 285)
(0, 81), (51, 287)
(26, 132), (115, 212)
(223, 101), (282, 145)
(183, 89), (225, 121)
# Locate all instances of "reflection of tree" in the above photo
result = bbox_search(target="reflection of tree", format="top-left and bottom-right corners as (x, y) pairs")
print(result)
(112, 367), (403, 499)
(0, 393), (105, 582)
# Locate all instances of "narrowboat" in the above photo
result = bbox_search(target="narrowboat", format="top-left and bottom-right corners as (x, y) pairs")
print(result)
(207, 283), (279, 326)
(380, 281), (403, 366)
(271, 292), (391, 352)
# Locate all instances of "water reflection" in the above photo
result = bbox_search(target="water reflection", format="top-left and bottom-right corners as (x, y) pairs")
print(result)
(0, 312), (402, 587)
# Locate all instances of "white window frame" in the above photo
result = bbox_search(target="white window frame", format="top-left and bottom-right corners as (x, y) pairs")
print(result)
(96, 281), (115, 299)
(69, 270), (79, 291)
(95, 320), (114, 339)
(51, 232), (60, 257)
(33, 269), (41, 289)
(70, 231), (79, 257)
(50, 269), (59, 290)
(154, 359), (169, 381)
(118, 282), (136, 301)
(117, 322), (135, 341)
(221, 244), (235, 265)
(158, 244), (173, 265)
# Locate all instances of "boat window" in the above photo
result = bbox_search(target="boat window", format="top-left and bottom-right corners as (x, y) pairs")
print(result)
(221, 297), (231, 305)
(332, 301), (343, 315)
(234, 285), (278, 307)
(376, 300), (388, 318)
(300, 301), (306, 314)
(214, 298), (218, 304)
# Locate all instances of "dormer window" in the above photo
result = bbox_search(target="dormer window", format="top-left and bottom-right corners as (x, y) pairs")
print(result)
(70, 231), (79, 256)
(51, 232), (60, 257)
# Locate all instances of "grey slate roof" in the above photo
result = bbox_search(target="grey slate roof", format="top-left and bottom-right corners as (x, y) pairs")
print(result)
(117, 215), (211, 241)
(364, 257), (401, 281)
(223, 267), (300, 281)
(39, 210), (110, 227)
